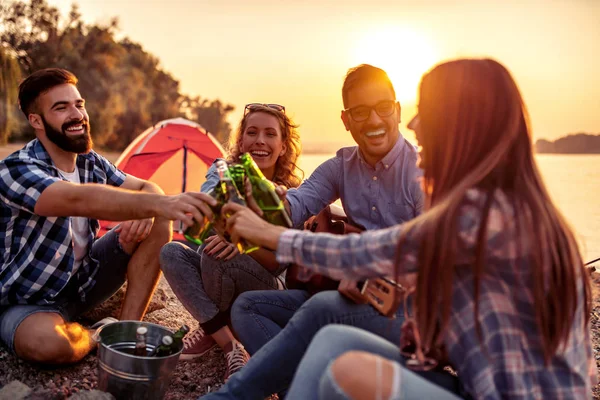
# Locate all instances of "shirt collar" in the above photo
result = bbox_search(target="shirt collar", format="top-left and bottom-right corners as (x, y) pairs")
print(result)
(30, 138), (95, 169)
(357, 133), (406, 170)
(31, 139), (53, 165)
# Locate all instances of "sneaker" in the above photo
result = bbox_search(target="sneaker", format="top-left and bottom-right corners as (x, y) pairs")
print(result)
(224, 341), (250, 381)
(180, 327), (217, 360)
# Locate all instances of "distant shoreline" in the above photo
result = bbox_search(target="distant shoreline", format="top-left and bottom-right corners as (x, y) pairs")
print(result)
(535, 133), (600, 154)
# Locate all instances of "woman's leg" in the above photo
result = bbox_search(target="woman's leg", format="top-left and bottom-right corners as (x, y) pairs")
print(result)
(286, 325), (462, 400)
(319, 351), (463, 400)
(159, 242), (220, 326)
(199, 250), (283, 378)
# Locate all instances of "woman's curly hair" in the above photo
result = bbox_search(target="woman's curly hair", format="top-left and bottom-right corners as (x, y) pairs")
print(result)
(227, 105), (303, 188)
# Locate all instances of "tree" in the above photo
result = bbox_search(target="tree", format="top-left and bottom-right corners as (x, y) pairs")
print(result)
(0, 47), (23, 145)
(181, 96), (235, 145)
(0, 0), (235, 149)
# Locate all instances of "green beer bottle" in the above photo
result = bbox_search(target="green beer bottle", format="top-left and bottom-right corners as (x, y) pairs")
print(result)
(183, 180), (227, 245)
(229, 164), (246, 194)
(171, 324), (190, 352)
(216, 160), (259, 254)
(239, 153), (293, 228)
(148, 335), (174, 357)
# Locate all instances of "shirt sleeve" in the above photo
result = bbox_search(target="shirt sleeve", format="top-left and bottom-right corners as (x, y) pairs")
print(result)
(411, 178), (424, 217)
(274, 189), (502, 282)
(92, 151), (126, 187)
(285, 157), (341, 228)
(0, 157), (61, 214)
(275, 224), (418, 280)
(201, 161), (220, 193)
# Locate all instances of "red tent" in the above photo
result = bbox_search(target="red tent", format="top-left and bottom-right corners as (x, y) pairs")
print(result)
(99, 117), (226, 240)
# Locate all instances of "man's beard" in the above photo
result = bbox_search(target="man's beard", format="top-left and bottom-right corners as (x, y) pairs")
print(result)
(42, 116), (93, 154)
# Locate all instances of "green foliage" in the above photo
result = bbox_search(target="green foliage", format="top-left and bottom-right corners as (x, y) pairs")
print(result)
(0, 0), (234, 149)
(180, 96), (235, 145)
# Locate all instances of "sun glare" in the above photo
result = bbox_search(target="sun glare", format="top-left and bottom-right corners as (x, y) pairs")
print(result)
(352, 27), (438, 104)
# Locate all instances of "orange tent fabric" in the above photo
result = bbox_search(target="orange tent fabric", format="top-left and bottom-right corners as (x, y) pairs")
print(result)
(99, 117), (226, 240)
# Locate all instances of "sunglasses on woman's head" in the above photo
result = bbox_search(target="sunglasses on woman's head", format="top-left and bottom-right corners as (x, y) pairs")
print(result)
(244, 103), (286, 115)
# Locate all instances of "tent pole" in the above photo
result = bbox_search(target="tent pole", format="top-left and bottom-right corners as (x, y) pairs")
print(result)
(182, 143), (188, 193)
(178, 143), (188, 235)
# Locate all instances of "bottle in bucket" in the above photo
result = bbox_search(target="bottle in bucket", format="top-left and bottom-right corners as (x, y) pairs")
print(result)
(133, 326), (148, 356)
(148, 335), (174, 357)
(239, 153), (292, 228)
(171, 324), (190, 349)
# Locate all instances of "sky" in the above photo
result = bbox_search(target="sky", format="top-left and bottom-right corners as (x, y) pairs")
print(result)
(45, 0), (600, 149)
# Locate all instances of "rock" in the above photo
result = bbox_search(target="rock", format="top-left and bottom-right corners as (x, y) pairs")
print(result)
(68, 390), (115, 400)
(0, 380), (32, 400)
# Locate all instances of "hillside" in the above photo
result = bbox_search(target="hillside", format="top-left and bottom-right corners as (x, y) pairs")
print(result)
(536, 133), (600, 154)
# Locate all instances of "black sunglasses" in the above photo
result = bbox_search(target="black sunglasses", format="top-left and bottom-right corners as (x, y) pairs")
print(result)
(344, 100), (397, 122)
(244, 103), (286, 115)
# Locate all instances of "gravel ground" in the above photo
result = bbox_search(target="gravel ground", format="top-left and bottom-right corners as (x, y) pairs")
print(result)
(0, 276), (227, 399)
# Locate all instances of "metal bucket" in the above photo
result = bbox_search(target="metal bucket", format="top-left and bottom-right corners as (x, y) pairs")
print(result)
(94, 320), (182, 400)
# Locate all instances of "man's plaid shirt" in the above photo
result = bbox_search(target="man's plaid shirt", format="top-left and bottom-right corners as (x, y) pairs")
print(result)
(0, 140), (125, 306)
(276, 188), (594, 399)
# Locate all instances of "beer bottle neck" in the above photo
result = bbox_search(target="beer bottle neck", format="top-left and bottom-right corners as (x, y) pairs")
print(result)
(241, 155), (267, 181)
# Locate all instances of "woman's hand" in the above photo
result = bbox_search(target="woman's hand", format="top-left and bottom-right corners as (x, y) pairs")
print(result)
(223, 202), (287, 251)
(203, 235), (240, 261)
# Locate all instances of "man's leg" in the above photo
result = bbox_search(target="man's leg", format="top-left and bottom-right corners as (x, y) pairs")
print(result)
(203, 290), (406, 399)
(230, 289), (309, 355)
(1, 228), (133, 365)
(1, 306), (94, 364)
(120, 217), (172, 320)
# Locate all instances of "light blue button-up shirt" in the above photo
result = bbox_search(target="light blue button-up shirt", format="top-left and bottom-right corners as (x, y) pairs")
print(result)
(286, 136), (423, 230)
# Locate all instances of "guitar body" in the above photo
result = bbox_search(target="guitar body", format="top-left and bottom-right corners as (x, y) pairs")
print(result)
(285, 205), (362, 294)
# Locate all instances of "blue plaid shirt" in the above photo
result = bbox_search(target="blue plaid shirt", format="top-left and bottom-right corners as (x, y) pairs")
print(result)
(276, 188), (594, 399)
(0, 140), (126, 305)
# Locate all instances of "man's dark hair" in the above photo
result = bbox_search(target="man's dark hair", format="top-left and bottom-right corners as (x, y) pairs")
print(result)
(18, 68), (78, 118)
(342, 64), (396, 108)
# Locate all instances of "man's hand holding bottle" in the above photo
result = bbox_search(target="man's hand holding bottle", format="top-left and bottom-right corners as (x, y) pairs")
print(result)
(156, 192), (218, 227)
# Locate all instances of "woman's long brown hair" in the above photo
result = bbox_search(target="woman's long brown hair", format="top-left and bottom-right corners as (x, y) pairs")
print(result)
(398, 59), (591, 362)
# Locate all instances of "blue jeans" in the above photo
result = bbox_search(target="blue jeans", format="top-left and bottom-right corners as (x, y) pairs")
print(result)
(202, 290), (407, 399)
(0, 228), (130, 353)
(160, 242), (283, 334)
(288, 325), (464, 399)
(231, 289), (310, 354)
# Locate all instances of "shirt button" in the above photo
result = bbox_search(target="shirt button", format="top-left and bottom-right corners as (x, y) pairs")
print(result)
(385, 164), (389, 169)
(372, 176), (377, 181)
(372, 206), (377, 211)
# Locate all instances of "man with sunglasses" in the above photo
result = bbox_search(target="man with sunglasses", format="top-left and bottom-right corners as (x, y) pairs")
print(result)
(206, 64), (423, 399)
